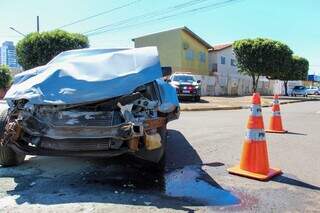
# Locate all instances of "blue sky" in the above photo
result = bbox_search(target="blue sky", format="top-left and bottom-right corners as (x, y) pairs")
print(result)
(1, 0), (319, 74)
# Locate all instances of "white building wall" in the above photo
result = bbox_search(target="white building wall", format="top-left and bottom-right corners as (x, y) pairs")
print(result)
(215, 47), (238, 76)
(207, 46), (253, 96)
(187, 46), (304, 97)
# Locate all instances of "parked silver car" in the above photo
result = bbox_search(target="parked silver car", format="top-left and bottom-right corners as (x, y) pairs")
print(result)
(291, 86), (308, 97)
(306, 86), (320, 95)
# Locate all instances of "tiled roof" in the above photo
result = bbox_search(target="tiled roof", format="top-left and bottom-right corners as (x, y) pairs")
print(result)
(212, 43), (232, 51)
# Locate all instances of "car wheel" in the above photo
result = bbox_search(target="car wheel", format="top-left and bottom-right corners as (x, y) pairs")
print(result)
(0, 108), (25, 167)
(195, 96), (201, 102)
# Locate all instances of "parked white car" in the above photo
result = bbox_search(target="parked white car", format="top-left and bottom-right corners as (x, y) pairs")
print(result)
(306, 86), (320, 95)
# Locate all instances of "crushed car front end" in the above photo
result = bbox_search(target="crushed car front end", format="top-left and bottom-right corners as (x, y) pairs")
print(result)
(1, 47), (179, 167)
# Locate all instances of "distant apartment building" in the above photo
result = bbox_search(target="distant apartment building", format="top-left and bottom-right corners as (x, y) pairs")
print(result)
(133, 27), (212, 75)
(208, 43), (238, 76)
(1, 41), (19, 68)
(208, 43), (254, 95)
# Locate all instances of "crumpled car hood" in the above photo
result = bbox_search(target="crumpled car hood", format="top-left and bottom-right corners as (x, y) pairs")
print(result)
(5, 47), (164, 105)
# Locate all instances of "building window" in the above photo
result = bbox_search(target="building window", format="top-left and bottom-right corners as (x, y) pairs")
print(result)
(231, 59), (237, 66)
(185, 49), (194, 60)
(221, 56), (226, 65)
(199, 52), (206, 63)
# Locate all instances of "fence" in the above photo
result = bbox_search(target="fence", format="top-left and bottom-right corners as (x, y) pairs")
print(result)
(193, 73), (302, 96)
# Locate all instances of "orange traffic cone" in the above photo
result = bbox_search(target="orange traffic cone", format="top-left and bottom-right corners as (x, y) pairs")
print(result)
(227, 93), (282, 181)
(266, 95), (287, 133)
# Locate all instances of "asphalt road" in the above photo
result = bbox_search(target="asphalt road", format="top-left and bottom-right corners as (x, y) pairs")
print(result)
(0, 101), (320, 212)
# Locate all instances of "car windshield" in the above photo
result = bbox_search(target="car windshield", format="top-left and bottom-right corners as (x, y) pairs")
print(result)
(173, 75), (195, 82)
(294, 86), (305, 90)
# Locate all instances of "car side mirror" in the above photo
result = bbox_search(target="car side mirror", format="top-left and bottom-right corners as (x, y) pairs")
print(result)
(197, 80), (201, 83)
(161, 67), (172, 77)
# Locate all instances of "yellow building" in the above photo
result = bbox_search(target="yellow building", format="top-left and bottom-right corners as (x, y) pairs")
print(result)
(132, 27), (212, 75)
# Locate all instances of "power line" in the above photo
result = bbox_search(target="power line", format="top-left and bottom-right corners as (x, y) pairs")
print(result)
(0, 35), (21, 38)
(86, 0), (242, 37)
(56, 0), (142, 29)
(83, 0), (212, 35)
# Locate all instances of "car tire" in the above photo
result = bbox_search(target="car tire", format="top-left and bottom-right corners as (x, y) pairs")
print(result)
(0, 107), (25, 167)
(195, 96), (201, 102)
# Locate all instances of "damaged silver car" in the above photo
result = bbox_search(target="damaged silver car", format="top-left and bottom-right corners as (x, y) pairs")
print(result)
(0, 47), (179, 169)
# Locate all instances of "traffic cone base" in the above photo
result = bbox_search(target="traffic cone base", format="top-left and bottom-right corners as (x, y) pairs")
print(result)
(265, 129), (288, 133)
(227, 165), (282, 181)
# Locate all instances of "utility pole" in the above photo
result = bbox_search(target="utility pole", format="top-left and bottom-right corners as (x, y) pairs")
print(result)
(37, 16), (40, 33)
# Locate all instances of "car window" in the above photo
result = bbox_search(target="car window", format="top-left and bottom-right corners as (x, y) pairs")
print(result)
(172, 75), (195, 82)
(294, 86), (305, 90)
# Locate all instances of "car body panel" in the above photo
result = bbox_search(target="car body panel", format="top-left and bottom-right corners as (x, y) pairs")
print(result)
(5, 47), (166, 106)
(1, 47), (179, 163)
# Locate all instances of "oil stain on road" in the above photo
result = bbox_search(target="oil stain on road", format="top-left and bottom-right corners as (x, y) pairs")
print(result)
(83, 163), (240, 206)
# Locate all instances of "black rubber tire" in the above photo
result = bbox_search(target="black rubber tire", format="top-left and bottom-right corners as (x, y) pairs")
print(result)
(0, 107), (25, 167)
(195, 96), (201, 102)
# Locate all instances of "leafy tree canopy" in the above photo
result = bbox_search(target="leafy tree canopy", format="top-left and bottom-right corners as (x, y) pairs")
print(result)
(16, 30), (89, 70)
(0, 65), (12, 89)
(233, 38), (293, 92)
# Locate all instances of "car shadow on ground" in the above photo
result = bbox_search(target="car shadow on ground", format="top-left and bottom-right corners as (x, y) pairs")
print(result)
(1, 130), (239, 211)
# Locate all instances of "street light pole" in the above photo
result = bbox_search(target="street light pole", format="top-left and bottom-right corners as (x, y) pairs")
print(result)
(9, 27), (26, 37)
(37, 16), (40, 33)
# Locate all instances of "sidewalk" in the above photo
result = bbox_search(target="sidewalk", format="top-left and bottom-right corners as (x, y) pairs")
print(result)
(180, 95), (320, 111)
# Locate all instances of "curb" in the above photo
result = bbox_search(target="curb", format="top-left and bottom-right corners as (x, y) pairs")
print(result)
(180, 98), (320, 112)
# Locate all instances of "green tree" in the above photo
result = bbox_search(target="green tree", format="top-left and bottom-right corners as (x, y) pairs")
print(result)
(233, 38), (293, 92)
(281, 56), (309, 96)
(16, 30), (89, 70)
(0, 65), (12, 89)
